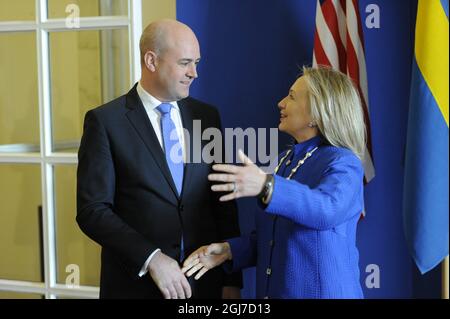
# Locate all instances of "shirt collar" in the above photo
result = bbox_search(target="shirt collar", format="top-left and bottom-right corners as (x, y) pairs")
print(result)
(136, 82), (179, 112)
(293, 135), (323, 156)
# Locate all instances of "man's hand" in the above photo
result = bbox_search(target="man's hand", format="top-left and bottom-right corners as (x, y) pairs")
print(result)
(148, 251), (192, 299)
(181, 243), (232, 280)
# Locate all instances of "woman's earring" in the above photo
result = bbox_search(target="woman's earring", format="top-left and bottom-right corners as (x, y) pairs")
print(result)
(308, 122), (317, 128)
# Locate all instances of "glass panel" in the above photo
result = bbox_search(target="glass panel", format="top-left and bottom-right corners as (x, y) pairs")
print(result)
(0, 165), (42, 282)
(0, 0), (35, 21)
(47, 0), (128, 19)
(49, 29), (130, 153)
(54, 165), (100, 287)
(0, 291), (43, 299)
(0, 32), (39, 153)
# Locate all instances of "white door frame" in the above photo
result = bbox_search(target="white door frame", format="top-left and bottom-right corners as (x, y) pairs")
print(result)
(0, 0), (142, 299)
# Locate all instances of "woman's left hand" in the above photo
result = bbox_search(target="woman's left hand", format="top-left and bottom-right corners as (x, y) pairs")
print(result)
(208, 150), (267, 201)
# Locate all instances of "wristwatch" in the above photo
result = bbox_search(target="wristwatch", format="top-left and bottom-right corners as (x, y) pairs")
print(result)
(259, 174), (274, 205)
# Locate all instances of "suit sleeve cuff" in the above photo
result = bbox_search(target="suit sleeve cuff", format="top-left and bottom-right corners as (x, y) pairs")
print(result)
(138, 248), (161, 277)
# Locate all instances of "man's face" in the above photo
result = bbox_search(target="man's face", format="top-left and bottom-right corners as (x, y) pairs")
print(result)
(154, 34), (201, 101)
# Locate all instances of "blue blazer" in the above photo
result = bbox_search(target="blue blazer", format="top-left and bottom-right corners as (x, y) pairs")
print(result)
(228, 136), (364, 298)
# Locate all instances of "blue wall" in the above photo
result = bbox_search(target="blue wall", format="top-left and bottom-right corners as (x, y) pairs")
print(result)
(177, 0), (422, 298)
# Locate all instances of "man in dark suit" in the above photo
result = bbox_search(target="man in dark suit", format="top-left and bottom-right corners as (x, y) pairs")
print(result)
(76, 19), (241, 299)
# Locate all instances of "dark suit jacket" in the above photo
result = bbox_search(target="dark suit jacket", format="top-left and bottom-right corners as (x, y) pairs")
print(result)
(76, 84), (241, 298)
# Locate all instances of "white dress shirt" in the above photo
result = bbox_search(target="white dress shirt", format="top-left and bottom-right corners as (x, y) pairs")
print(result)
(136, 82), (186, 277)
(136, 82), (186, 159)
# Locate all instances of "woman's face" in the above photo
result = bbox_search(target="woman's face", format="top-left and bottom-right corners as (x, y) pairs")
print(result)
(278, 76), (317, 142)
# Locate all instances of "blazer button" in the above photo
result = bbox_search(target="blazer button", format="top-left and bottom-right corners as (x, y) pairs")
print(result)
(179, 204), (184, 211)
(269, 240), (274, 246)
(266, 268), (272, 275)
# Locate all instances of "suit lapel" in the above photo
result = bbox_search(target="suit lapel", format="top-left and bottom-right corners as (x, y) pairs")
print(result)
(124, 85), (179, 201)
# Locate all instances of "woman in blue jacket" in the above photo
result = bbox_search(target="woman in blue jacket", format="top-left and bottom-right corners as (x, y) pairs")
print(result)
(182, 66), (366, 299)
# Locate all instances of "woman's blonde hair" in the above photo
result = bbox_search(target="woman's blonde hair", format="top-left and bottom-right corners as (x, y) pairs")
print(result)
(302, 66), (366, 161)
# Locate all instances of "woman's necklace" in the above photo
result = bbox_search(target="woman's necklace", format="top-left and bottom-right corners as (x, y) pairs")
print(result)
(274, 146), (319, 180)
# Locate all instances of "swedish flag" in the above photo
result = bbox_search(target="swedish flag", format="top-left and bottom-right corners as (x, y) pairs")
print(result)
(403, 0), (449, 274)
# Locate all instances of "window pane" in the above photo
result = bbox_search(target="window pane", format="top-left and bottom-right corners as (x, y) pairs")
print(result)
(0, 165), (42, 282)
(48, 0), (128, 19)
(54, 165), (100, 287)
(0, 0), (35, 21)
(0, 291), (43, 299)
(0, 32), (40, 153)
(49, 29), (130, 153)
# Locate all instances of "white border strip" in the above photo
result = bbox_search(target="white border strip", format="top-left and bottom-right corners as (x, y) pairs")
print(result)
(41, 16), (129, 31)
(0, 17), (128, 33)
(0, 153), (42, 163)
(0, 279), (99, 298)
(129, 0), (142, 83)
(0, 21), (36, 32)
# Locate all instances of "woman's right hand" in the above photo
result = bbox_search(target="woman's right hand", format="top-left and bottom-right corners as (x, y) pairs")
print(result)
(181, 243), (232, 280)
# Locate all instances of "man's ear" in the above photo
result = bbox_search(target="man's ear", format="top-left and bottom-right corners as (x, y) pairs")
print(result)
(144, 51), (157, 72)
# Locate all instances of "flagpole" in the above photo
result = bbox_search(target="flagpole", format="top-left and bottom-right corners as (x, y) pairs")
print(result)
(443, 256), (449, 299)
(441, 256), (449, 299)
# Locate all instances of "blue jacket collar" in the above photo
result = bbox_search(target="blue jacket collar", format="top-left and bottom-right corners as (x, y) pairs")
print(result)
(293, 135), (323, 156)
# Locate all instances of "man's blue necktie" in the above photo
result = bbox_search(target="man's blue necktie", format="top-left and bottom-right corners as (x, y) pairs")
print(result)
(157, 103), (185, 260)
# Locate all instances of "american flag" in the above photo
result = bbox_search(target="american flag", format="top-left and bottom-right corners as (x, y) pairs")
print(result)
(313, 0), (375, 183)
